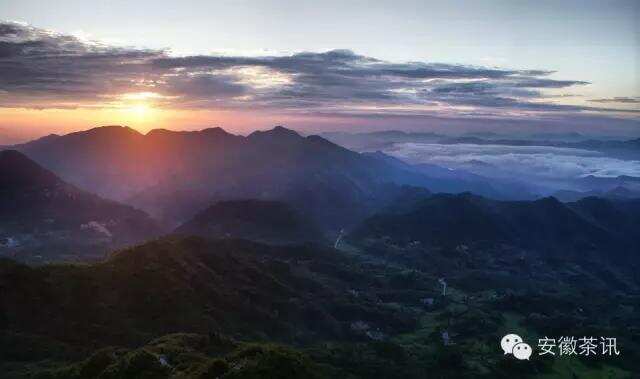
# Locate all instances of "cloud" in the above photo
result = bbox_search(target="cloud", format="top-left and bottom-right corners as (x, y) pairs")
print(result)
(0, 22), (164, 108)
(512, 79), (589, 88)
(163, 74), (248, 101)
(152, 50), (593, 112)
(589, 97), (640, 104)
(385, 143), (640, 182)
(0, 21), (637, 124)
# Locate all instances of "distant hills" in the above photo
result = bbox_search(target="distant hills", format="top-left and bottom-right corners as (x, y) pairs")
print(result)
(552, 176), (640, 201)
(321, 130), (640, 160)
(12, 125), (511, 229)
(321, 130), (640, 199)
(349, 193), (640, 264)
(0, 150), (162, 262)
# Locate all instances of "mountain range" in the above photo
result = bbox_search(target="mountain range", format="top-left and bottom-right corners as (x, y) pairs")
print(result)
(12, 126), (509, 229)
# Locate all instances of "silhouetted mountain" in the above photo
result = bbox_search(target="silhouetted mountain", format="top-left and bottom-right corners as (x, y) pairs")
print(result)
(553, 186), (640, 202)
(349, 193), (640, 263)
(248, 125), (304, 143)
(14, 126), (148, 200)
(0, 150), (162, 262)
(175, 200), (323, 244)
(15, 125), (489, 229)
(11, 133), (60, 150)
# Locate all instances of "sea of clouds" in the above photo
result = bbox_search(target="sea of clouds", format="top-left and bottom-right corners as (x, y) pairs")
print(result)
(385, 143), (640, 180)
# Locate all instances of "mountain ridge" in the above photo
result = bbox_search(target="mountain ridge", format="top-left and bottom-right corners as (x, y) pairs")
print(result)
(12, 125), (500, 229)
(349, 192), (640, 264)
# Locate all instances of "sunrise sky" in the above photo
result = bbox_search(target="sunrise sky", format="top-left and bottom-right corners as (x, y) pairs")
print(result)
(0, 0), (638, 142)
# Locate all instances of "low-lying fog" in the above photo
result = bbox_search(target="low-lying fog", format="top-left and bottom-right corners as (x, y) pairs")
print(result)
(385, 142), (640, 195)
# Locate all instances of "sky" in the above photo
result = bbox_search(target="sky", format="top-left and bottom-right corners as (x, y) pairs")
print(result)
(0, 0), (638, 142)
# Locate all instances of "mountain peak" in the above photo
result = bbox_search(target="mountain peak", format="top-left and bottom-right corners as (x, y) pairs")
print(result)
(248, 125), (302, 140)
(145, 128), (173, 136)
(273, 125), (297, 133)
(200, 127), (236, 138)
(74, 125), (142, 138)
(146, 127), (234, 138)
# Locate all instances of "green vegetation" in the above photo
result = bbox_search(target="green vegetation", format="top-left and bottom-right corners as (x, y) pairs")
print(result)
(1, 234), (638, 378)
(27, 334), (327, 379)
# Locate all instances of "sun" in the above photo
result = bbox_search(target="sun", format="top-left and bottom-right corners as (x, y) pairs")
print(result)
(127, 103), (153, 121)
(115, 102), (159, 129)
(116, 92), (170, 124)
(129, 103), (150, 117)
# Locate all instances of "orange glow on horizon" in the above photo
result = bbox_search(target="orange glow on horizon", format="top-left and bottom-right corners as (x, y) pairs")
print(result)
(0, 106), (302, 143)
(0, 106), (169, 134)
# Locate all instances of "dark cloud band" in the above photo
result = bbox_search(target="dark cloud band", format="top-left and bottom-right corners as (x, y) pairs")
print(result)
(589, 97), (640, 104)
